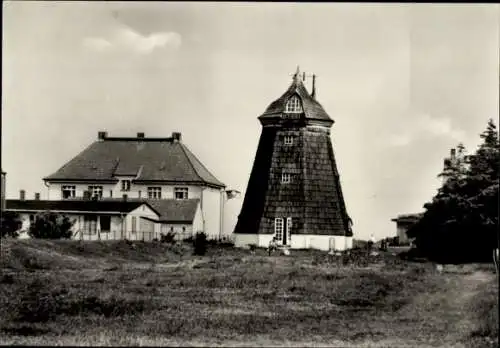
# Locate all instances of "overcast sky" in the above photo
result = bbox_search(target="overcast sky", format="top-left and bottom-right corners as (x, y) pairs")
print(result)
(3, 2), (499, 240)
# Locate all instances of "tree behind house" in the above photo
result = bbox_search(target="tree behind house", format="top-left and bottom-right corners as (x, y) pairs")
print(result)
(28, 211), (74, 239)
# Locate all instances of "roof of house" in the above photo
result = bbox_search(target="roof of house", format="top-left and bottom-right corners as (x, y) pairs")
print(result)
(146, 198), (200, 223)
(5, 199), (160, 216)
(391, 213), (424, 223)
(258, 72), (333, 123)
(43, 134), (225, 188)
(75, 197), (200, 223)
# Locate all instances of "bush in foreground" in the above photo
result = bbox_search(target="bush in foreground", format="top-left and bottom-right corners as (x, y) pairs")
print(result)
(1, 211), (22, 238)
(193, 231), (207, 256)
(28, 211), (74, 239)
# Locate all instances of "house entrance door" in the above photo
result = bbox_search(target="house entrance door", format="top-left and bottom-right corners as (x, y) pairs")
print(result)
(282, 223), (287, 245)
(283, 217), (292, 246)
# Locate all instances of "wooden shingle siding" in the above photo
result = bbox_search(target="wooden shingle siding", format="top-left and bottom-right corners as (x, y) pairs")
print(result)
(233, 127), (277, 234)
(234, 75), (351, 238)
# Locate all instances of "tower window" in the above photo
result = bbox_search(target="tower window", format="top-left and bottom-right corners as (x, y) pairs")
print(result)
(281, 173), (291, 184)
(284, 136), (293, 145)
(285, 95), (302, 113)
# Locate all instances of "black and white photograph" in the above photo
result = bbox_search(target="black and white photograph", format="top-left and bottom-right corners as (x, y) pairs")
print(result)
(1, 2), (499, 347)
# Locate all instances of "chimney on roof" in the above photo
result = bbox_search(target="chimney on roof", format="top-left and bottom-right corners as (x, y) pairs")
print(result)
(172, 132), (182, 142)
(34, 192), (40, 201)
(98, 131), (108, 141)
(122, 194), (128, 202)
(311, 74), (316, 99)
(20, 190), (25, 201)
(137, 132), (145, 138)
(450, 148), (456, 159)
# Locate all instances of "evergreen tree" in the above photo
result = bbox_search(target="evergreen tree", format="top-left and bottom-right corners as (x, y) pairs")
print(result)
(408, 119), (499, 263)
(408, 143), (470, 263)
(462, 119), (499, 258)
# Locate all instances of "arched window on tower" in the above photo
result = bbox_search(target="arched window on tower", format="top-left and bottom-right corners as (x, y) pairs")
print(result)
(285, 95), (303, 113)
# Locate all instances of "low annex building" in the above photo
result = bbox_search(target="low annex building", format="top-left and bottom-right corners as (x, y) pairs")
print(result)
(391, 213), (423, 245)
(6, 196), (160, 240)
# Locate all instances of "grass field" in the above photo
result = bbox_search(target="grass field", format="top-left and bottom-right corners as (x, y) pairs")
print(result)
(0, 239), (498, 347)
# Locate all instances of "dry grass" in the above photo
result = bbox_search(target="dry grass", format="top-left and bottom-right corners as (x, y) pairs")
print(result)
(0, 239), (497, 347)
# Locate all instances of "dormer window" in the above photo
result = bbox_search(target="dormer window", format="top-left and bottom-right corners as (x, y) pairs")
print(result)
(285, 95), (302, 113)
(284, 136), (293, 146)
(121, 180), (131, 192)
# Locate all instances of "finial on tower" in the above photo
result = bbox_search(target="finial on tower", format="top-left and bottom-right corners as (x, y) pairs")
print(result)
(293, 65), (301, 83)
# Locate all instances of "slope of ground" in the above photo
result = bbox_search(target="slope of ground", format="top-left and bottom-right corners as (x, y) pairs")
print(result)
(0, 239), (497, 347)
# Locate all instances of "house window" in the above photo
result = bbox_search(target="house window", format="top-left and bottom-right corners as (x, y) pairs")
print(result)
(100, 215), (111, 232)
(285, 95), (302, 113)
(147, 187), (162, 199)
(281, 173), (291, 184)
(61, 185), (76, 199)
(275, 218), (284, 243)
(284, 136), (293, 145)
(84, 215), (97, 235)
(121, 180), (131, 192)
(174, 187), (188, 200)
(286, 217), (292, 244)
(88, 186), (103, 199)
(131, 216), (137, 233)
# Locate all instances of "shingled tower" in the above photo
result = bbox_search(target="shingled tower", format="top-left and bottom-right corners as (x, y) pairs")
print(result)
(234, 67), (353, 251)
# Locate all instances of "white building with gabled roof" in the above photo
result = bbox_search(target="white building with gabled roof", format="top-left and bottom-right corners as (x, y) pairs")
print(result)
(35, 131), (228, 240)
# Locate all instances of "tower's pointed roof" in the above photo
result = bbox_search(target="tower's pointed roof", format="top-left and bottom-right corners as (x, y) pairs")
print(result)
(259, 71), (333, 123)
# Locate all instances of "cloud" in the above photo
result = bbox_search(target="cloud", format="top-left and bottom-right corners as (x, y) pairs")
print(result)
(420, 114), (465, 140)
(83, 25), (182, 54)
(82, 37), (112, 51)
(387, 134), (412, 147)
(385, 114), (466, 147)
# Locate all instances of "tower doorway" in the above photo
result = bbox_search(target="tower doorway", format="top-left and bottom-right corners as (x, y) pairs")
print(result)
(275, 217), (292, 246)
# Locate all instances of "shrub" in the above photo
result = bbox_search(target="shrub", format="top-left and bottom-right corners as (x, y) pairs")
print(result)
(1, 211), (22, 238)
(160, 231), (177, 244)
(193, 231), (207, 256)
(28, 211), (74, 239)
